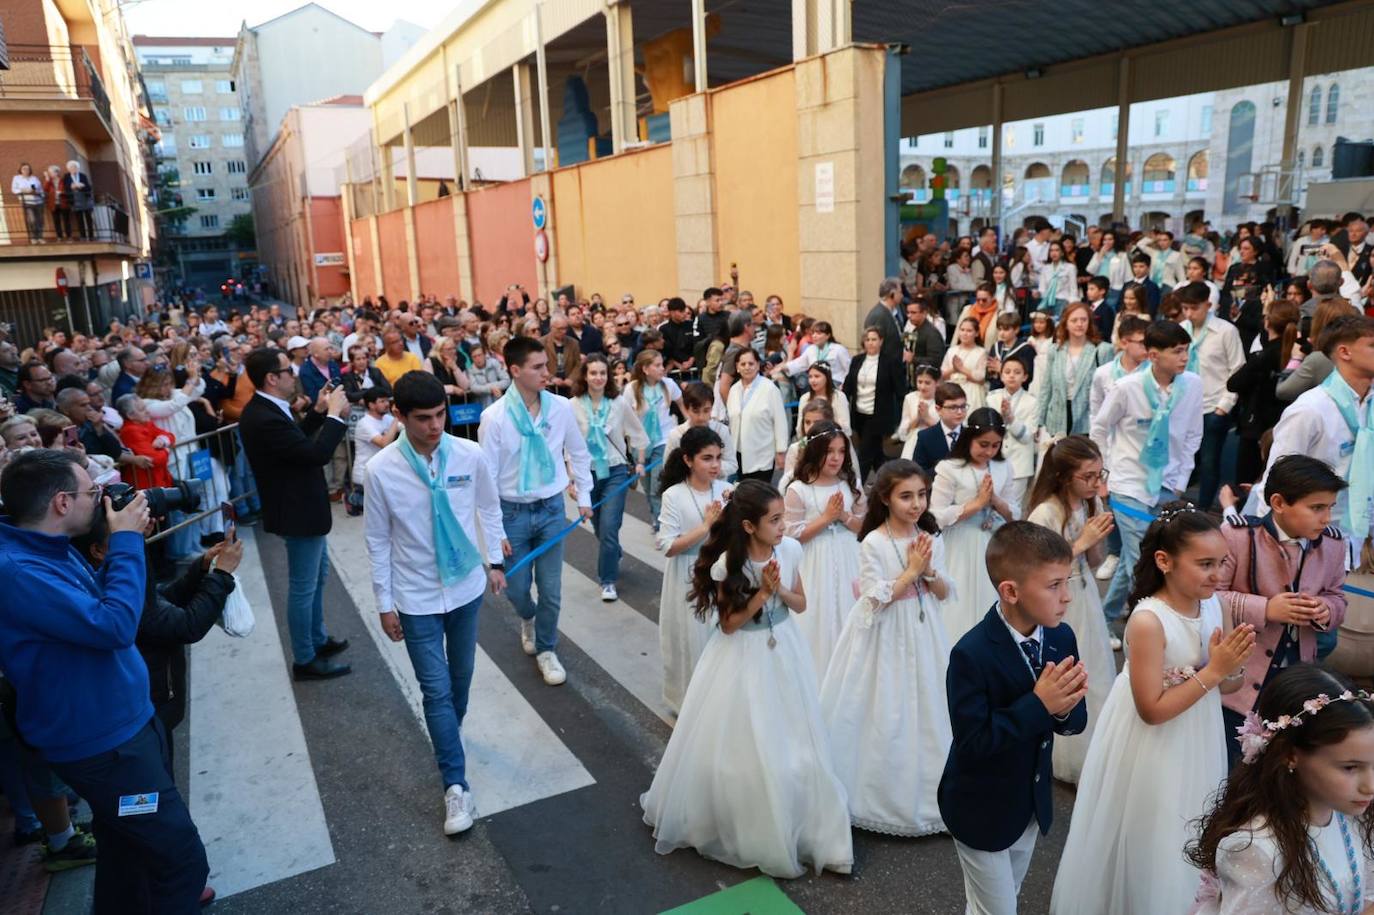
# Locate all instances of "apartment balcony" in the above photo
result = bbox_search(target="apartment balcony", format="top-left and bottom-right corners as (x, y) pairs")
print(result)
(0, 44), (114, 142)
(0, 196), (139, 259)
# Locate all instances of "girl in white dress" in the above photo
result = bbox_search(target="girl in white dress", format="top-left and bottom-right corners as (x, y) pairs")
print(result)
(820, 460), (954, 837)
(641, 480), (853, 879)
(985, 358), (1039, 517)
(777, 320), (852, 387)
(726, 348), (789, 484)
(1051, 504), (1257, 915)
(930, 408), (1018, 643)
(654, 426), (730, 716)
(940, 317), (989, 410)
(1187, 665), (1374, 915)
(1024, 436), (1117, 783)
(623, 349), (683, 530)
(897, 365), (940, 460)
(783, 422), (865, 679)
(794, 363), (851, 436)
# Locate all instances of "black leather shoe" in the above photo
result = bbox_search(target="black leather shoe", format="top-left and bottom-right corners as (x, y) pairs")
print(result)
(316, 637), (350, 657)
(292, 657), (352, 681)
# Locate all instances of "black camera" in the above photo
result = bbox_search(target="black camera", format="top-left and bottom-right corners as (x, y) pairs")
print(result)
(105, 481), (200, 518)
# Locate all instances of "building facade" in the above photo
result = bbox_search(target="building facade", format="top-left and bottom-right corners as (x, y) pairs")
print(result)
(249, 98), (370, 310)
(0, 0), (155, 342)
(900, 66), (1374, 237)
(133, 37), (255, 292)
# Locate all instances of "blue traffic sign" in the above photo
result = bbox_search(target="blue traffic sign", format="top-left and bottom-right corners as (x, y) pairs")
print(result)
(532, 195), (547, 230)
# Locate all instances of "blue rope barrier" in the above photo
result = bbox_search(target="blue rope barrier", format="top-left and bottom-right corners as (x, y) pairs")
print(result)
(504, 455), (666, 577)
(1106, 497), (1157, 524)
(1344, 583), (1374, 601)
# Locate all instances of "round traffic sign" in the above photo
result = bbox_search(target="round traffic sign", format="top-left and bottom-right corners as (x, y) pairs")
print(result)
(534, 229), (549, 262)
(532, 195), (547, 230)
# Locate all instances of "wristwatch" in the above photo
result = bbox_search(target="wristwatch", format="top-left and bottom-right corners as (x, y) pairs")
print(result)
(489, 562), (505, 572)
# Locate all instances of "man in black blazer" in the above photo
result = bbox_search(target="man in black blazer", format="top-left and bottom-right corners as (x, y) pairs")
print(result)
(938, 523), (1087, 913)
(911, 382), (967, 475)
(863, 277), (907, 364)
(1084, 277), (1116, 341)
(239, 347), (353, 681)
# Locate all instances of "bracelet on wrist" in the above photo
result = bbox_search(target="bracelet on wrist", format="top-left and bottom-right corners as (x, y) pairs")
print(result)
(1189, 672), (1212, 694)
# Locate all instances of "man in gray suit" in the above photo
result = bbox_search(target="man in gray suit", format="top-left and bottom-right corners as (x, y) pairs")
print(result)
(863, 277), (908, 364)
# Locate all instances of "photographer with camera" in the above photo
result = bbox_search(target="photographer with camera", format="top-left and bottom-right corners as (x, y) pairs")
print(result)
(0, 450), (209, 914)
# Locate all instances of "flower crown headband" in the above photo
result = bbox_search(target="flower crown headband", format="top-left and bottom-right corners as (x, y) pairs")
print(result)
(1156, 503), (1199, 524)
(800, 426), (843, 448)
(1235, 689), (1374, 765)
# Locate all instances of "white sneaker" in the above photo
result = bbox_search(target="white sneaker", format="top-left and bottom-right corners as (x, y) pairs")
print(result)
(519, 619), (536, 656)
(600, 583), (617, 602)
(1109, 636), (1123, 652)
(536, 651), (566, 686)
(1095, 554), (1120, 581)
(443, 785), (474, 835)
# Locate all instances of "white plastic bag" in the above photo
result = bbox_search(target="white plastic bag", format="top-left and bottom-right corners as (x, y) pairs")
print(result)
(219, 572), (255, 638)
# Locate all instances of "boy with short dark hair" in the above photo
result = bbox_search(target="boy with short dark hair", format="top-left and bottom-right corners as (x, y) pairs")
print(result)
(987, 313), (1034, 392)
(664, 381), (736, 478)
(1122, 255), (1161, 315)
(940, 521), (1088, 913)
(1084, 276), (1115, 341)
(912, 382), (968, 475)
(1216, 455), (1349, 766)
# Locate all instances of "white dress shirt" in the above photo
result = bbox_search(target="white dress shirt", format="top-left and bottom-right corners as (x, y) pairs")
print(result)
(11, 174), (43, 205)
(854, 358), (879, 415)
(987, 387), (1039, 480)
(570, 394), (649, 469)
(1087, 250), (1132, 290)
(479, 391), (594, 507)
(726, 376), (790, 474)
(363, 435), (506, 615)
(1089, 358), (1146, 459)
(1135, 240), (1187, 288)
(1027, 238), (1050, 283)
(1247, 377), (1371, 553)
(1183, 315), (1245, 414)
(1091, 369), (1204, 505)
(352, 412), (395, 485)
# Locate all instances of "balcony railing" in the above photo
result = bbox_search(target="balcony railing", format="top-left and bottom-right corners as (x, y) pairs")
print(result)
(0, 44), (113, 134)
(0, 195), (132, 248)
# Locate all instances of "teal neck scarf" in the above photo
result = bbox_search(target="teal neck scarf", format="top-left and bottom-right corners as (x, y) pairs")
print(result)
(504, 387), (557, 492)
(1111, 354), (1148, 382)
(398, 430), (481, 585)
(1044, 265), (1062, 304)
(641, 383), (664, 445)
(581, 395), (612, 478)
(1185, 318), (1210, 374)
(1322, 370), (1374, 539)
(1150, 249), (1168, 285)
(1141, 370), (1181, 496)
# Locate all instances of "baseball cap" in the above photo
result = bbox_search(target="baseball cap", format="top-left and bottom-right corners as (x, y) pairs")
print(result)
(286, 335), (310, 351)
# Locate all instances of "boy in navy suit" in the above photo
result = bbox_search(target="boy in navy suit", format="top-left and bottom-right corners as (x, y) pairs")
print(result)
(1122, 255), (1161, 315)
(911, 382), (966, 476)
(939, 522), (1088, 914)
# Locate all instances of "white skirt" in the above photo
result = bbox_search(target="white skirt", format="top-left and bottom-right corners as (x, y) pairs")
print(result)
(793, 527), (862, 681)
(820, 586), (951, 836)
(641, 618), (854, 878)
(939, 519), (998, 645)
(659, 551), (714, 716)
(1051, 576), (1116, 784)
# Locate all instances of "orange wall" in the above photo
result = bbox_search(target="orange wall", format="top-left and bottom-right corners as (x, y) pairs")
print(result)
(350, 217), (376, 302)
(377, 209), (410, 300)
(550, 145), (676, 304)
(412, 196), (460, 298)
(467, 178), (538, 308)
(710, 69), (801, 313)
(309, 197), (349, 297)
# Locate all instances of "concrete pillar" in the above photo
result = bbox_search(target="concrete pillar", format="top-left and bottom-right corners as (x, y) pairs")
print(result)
(447, 70), (476, 302)
(990, 82), (1003, 233)
(605, 0), (638, 153)
(691, 0), (708, 93)
(529, 173), (558, 297)
(403, 103), (418, 207)
(669, 91), (718, 304)
(404, 206), (421, 300)
(341, 159), (359, 303)
(1278, 22), (1311, 222)
(367, 214), (383, 296)
(1111, 56), (1131, 224)
(534, 7), (553, 169)
(795, 46), (888, 348)
(448, 68), (470, 189)
(513, 63), (537, 176)
(791, 0), (852, 59)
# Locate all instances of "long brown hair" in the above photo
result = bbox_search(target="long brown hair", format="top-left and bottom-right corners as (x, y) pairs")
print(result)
(1053, 301), (1103, 346)
(629, 349), (662, 412)
(689, 479), (781, 623)
(1265, 300), (1300, 369)
(570, 353), (619, 399)
(858, 459), (938, 539)
(1187, 665), (1374, 912)
(791, 421), (859, 500)
(1025, 435), (1101, 535)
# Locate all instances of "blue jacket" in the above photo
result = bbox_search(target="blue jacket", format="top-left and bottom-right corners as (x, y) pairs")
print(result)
(938, 604), (1087, 852)
(0, 523), (151, 762)
(299, 358), (342, 402)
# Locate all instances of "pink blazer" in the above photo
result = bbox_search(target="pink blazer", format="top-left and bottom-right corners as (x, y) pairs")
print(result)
(1217, 516), (1348, 716)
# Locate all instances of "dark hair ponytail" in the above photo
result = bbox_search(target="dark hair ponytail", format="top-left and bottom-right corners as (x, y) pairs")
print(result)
(689, 479), (780, 623)
(1187, 665), (1374, 913)
(859, 459), (938, 539)
(658, 425), (723, 496)
(1124, 501), (1220, 613)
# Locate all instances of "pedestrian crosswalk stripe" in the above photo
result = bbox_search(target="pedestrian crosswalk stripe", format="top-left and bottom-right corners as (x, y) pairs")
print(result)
(327, 520), (597, 817)
(189, 526), (335, 898)
(564, 493), (665, 575)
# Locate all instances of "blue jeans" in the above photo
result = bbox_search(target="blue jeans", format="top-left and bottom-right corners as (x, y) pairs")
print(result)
(229, 430), (261, 515)
(1102, 493), (1157, 621)
(502, 495), (566, 654)
(49, 719), (208, 915)
(398, 597), (481, 791)
(1196, 411), (1232, 511)
(643, 443), (666, 530)
(591, 464), (629, 586)
(282, 534), (330, 665)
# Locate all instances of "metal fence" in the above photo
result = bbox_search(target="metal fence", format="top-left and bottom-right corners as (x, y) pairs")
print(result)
(119, 422), (257, 545)
(0, 195), (131, 246)
(0, 44), (112, 130)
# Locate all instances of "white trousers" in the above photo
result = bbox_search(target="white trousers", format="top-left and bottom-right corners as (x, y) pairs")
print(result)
(954, 818), (1039, 915)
